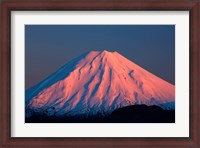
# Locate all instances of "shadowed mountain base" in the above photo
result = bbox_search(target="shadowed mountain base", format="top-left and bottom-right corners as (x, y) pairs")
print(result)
(25, 105), (175, 123)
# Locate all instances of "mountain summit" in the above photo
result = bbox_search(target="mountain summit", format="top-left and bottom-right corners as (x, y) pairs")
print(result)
(26, 50), (175, 117)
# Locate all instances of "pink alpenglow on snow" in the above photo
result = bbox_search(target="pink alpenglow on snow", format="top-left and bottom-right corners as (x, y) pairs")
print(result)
(25, 50), (175, 117)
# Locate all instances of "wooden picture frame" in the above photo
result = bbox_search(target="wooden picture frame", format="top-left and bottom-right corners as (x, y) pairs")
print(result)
(0, 0), (199, 147)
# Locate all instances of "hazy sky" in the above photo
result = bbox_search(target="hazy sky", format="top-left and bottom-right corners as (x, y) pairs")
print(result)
(25, 25), (175, 89)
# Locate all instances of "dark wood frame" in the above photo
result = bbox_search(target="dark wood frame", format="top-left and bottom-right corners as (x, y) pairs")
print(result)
(0, 0), (199, 147)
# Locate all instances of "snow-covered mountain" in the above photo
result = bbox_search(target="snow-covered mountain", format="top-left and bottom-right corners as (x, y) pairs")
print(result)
(25, 50), (175, 117)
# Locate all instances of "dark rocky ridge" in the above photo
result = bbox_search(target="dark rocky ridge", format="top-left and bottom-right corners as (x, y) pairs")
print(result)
(26, 104), (175, 123)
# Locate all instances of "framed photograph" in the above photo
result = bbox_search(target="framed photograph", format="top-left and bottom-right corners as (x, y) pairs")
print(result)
(1, 0), (199, 147)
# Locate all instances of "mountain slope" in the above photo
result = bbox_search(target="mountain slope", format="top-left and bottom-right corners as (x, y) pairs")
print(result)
(26, 50), (175, 117)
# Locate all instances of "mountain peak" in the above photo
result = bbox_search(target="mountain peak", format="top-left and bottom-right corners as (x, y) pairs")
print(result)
(83, 50), (117, 65)
(87, 50), (116, 55)
(100, 50), (115, 58)
(101, 50), (112, 54)
(87, 50), (113, 55)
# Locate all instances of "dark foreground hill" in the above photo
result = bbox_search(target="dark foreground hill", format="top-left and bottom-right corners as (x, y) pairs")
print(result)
(109, 104), (175, 123)
(26, 104), (175, 123)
